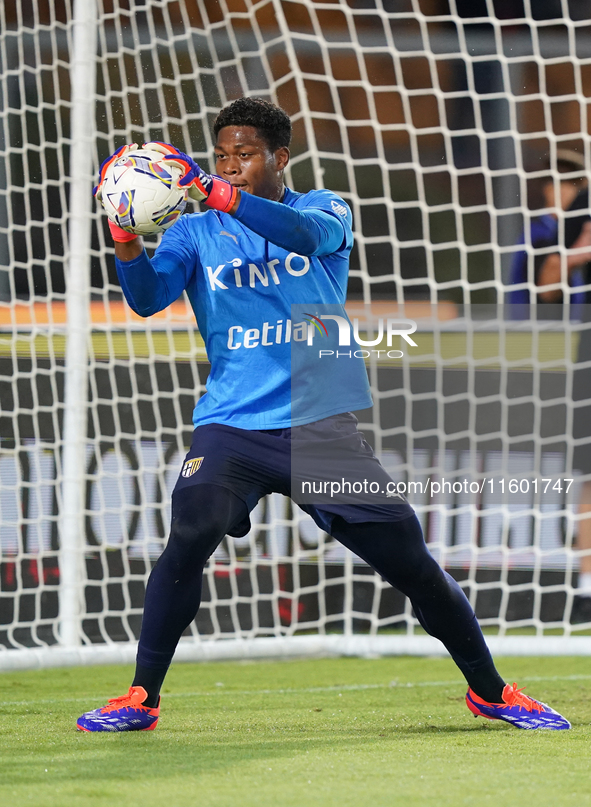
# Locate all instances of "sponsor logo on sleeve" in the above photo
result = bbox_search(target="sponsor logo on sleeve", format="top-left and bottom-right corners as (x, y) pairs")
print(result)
(330, 199), (348, 217)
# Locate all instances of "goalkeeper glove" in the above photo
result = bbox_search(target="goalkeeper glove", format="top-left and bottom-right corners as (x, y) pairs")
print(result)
(108, 219), (138, 243)
(95, 144), (140, 243)
(144, 141), (238, 213)
(94, 143), (138, 202)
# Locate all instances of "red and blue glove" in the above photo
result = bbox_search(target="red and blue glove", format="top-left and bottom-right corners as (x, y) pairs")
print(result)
(95, 143), (140, 242)
(94, 143), (138, 202)
(107, 218), (139, 243)
(144, 141), (238, 213)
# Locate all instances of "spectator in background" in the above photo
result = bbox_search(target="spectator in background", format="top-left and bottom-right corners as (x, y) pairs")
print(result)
(507, 150), (589, 312)
(508, 149), (591, 622)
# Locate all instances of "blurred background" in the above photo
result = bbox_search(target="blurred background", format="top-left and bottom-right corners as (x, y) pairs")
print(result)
(2, 1), (591, 646)
(2, 0), (590, 305)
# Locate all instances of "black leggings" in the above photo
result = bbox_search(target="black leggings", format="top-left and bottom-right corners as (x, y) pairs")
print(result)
(136, 484), (499, 695)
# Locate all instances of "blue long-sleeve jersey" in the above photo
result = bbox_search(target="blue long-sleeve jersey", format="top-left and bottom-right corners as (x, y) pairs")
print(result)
(116, 187), (372, 429)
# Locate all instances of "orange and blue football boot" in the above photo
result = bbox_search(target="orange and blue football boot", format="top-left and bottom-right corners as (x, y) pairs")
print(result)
(466, 683), (570, 730)
(77, 686), (160, 732)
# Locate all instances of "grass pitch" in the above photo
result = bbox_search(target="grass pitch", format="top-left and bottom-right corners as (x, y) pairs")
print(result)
(1, 656), (590, 807)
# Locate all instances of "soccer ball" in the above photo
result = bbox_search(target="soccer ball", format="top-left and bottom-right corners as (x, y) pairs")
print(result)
(100, 147), (188, 235)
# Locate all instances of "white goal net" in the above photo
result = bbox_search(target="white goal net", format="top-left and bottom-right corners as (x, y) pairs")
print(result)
(2, 0), (591, 670)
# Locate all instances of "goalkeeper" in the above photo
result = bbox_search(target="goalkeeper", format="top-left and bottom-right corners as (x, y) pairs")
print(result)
(78, 98), (569, 732)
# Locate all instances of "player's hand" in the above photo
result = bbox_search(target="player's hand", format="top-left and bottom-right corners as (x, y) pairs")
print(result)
(144, 141), (209, 202)
(94, 143), (138, 202)
(143, 141), (238, 213)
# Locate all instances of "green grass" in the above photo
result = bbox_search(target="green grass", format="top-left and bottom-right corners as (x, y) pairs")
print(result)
(1, 656), (591, 807)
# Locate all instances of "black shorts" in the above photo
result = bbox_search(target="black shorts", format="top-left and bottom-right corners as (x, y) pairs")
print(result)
(173, 412), (414, 536)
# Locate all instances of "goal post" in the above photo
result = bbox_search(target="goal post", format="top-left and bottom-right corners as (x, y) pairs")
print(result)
(2, 1), (591, 671)
(59, 0), (99, 650)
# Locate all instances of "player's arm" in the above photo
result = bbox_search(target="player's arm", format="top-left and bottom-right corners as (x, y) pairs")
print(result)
(95, 146), (193, 317)
(536, 221), (591, 302)
(114, 235), (143, 262)
(146, 142), (349, 257)
(232, 192), (348, 257)
(536, 188), (591, 303)
(114, 241), (189, 318)
(105, 211), (189, 318)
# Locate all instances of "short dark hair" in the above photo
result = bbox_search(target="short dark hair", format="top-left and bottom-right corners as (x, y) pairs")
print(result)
(213, 97), (292, 152)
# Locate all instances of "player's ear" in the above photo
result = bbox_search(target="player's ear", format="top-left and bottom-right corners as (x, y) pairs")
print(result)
(276, 146), (290, 172)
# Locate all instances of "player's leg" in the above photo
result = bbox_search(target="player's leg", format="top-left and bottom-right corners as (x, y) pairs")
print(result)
(330, 514), (570, 729)
(77, 483), (247, 732)
(292, 415), (495, 688)
(77, 422), (280, 732)
(131, 483), (248, 704)
(330, 514), (505, 701)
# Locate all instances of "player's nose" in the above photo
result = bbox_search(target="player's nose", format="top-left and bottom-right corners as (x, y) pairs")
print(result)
(221, 156), (240, 176)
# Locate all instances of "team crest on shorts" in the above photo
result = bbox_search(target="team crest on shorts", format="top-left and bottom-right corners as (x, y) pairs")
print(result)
(181, 457), (203, 477)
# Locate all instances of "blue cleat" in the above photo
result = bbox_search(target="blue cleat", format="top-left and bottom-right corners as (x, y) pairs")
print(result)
(466, 683), (571, 730)
(77, 686), (160, 732)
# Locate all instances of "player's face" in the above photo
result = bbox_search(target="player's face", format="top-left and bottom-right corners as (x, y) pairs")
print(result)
(214, 126), (289, 202)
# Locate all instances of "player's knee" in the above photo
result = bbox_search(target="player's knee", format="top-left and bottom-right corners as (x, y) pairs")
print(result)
(168, 513), (226, 559)
(168, 486), (235, 556)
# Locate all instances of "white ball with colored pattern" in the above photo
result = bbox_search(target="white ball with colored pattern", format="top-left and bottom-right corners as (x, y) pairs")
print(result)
(100, 147), (188, 235)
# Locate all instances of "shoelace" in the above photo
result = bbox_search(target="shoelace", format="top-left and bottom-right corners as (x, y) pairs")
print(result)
(100, 689), (149, 714)
(504, 683), (543, 713)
